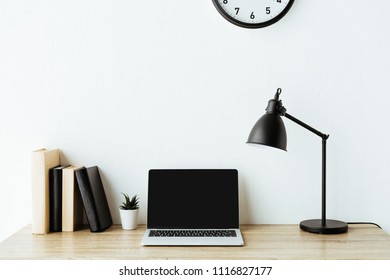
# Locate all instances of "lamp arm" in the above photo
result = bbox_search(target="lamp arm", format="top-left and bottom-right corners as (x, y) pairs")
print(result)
(268, 88), (329, 140)
(283, 112), (329, 140)
(283, 110), (328, 227)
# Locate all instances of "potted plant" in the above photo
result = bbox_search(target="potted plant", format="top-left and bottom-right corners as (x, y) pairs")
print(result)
(119, 193), (139, 230)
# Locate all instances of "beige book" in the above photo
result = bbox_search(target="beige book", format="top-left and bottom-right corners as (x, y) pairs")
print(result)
(62, 166), (85, 231)
(31, 148), (60, 234)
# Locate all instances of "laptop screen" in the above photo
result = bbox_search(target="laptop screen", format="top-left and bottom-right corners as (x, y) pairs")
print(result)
(147, 169), (239, 229)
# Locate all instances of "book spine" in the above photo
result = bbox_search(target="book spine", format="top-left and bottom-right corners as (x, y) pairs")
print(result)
(86, 166), (112, 232)
(31, 149), (59, 234)
(62, 167), (84, 232)
(75, 167), (100, 232)
(62, 167), (74, 232)
(49, 167), (63, 232)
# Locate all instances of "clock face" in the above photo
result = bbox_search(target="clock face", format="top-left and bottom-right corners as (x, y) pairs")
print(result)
(212, 0), (295, 28)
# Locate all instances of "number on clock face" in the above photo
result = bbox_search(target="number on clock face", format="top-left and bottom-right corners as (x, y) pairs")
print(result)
(213, 0), (294, 28)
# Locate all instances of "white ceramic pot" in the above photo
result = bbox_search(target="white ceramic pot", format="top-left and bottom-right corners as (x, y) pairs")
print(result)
(119, 208), (139, 230)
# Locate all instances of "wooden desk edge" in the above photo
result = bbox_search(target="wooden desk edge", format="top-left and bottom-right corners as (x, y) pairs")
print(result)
(1, 224), (390, 260)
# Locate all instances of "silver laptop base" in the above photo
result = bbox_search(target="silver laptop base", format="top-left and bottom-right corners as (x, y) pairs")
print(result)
(141, 229), (244, 246)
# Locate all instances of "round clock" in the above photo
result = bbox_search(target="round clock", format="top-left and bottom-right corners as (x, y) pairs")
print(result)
(212, 0), (295, 29)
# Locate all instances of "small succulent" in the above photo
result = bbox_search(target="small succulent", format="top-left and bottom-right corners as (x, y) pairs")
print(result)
(120, 193), (139, 210)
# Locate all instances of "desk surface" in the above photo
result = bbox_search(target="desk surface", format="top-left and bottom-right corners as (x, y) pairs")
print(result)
(1, 224), (390, 260)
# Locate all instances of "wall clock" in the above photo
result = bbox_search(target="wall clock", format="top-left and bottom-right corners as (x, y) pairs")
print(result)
(212, 0), (295, 29)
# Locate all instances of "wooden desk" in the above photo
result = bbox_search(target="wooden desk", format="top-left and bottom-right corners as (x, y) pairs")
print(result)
(1, 224), (390, 260)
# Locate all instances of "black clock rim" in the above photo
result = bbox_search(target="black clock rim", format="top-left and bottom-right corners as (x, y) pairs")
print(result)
(212, 0), (295, 29)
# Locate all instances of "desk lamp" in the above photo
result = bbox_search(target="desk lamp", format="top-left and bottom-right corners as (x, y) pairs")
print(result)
(247, 88), (348, 234)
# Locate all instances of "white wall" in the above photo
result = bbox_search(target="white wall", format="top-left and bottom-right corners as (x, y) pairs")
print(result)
(1, 1), (390, 242)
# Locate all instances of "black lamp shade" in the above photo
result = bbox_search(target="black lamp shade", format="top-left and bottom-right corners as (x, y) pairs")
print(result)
(247, 113), (287, 151)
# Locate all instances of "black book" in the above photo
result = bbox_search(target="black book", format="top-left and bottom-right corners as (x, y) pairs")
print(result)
(49, 165), (68, 232)
(75, 166), (112, 232)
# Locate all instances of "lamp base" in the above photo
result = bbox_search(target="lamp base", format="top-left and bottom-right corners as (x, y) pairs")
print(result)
(300, 219), (348, 234)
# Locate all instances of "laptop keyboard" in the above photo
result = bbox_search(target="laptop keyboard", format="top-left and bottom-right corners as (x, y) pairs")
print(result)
(149, 230), (237, 237)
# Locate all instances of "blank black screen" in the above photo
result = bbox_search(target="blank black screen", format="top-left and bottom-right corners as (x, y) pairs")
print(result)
(147, 169), (239, 229)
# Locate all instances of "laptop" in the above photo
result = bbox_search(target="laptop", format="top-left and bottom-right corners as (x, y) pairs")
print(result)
(141, 169), (244, 246)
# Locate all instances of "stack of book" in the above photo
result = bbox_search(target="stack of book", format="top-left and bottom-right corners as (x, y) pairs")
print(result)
(31, 148), (112, 234)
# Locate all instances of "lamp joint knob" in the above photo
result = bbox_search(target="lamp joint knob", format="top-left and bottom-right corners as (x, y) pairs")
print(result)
(274, 88), (282, 100)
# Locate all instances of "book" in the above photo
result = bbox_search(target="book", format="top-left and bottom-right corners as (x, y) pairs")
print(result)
(75, 166), (112, 232)
(31, 148), (60, 234)
(49, 165), (68, 232)
(62, 166), (85, 231)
